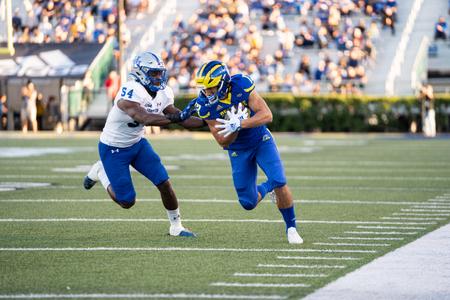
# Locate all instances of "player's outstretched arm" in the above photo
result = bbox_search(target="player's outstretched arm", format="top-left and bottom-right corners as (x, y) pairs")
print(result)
(117, 99), (171, 126)
(241, 90), (273, 129)
(163, 105), (206, 128)
(206, 119), (238, 148)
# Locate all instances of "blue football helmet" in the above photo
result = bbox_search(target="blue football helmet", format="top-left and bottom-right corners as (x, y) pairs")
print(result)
(196, 60), (231, 105)
(129, 51), (168, 92)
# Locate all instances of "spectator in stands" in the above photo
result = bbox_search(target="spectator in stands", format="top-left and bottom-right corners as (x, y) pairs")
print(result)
(12, 8), (22, 33)
(0, 95), (8, 130)
(298, 55), (312, 79)
(382, 6), (396, 35)
(20, 80), (38, 133)
(434, 17), (448, 41)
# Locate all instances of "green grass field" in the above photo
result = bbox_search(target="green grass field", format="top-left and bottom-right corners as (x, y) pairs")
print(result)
(0, 133), (450, 299)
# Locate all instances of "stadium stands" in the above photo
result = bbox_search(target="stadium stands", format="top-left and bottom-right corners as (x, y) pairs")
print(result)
(163, 0), (398, 95)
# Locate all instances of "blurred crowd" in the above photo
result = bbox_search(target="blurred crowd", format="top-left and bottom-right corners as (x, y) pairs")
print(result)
(164, 0), (398, 95)
(11, 0), (152, 44)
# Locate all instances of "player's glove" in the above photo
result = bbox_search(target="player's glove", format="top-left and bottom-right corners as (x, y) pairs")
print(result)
(166, 98), (198, 123)
(166, 112), (183, 123)
(215, 103), (248, 137)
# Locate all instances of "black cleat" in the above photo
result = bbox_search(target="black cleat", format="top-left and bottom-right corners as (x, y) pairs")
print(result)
(83, 176), (97, 190)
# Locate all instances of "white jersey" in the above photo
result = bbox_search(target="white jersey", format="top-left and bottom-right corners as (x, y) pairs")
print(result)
(100, 80), (174, 148)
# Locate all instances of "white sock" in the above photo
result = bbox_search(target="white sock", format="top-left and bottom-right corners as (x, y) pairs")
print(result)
(97, 162), (110, 190)
(167, 208), (182, 228)
(87, 161), (101, 181)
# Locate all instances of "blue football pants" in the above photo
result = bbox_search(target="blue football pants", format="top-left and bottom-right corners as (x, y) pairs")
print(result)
(98, 138), (169, 205)
(228, 135), (287, 210)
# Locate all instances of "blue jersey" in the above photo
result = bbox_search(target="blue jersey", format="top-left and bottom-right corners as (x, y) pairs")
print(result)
(194, 74), (268, 150)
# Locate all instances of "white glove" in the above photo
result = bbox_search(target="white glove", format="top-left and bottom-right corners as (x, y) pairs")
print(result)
(215, 104), (248, 137)
(235, 103), (248, 121)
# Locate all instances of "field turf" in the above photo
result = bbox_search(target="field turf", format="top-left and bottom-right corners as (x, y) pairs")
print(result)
(0, 133), (449, 299)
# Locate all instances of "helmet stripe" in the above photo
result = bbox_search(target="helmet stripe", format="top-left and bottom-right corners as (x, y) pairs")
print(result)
(202, 61), (222, 76)
(197, 63), (208, 79)
(150, 52), (161, 65)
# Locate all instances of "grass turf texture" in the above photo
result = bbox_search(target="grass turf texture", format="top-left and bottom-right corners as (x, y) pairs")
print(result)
(0, 133), (449, 299)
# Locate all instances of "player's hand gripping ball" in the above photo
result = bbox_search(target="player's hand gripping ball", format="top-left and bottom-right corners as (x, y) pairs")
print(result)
(215, 103), (249, 137)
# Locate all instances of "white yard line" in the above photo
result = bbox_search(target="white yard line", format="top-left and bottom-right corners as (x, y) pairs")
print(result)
(401, 209), (450, 212)
(356, 226), (427, 230)
(233, 273), (327, 278)
(302, 220), (435, 225)
(344, 231), (418, 236)
(299, 200), (430, 205)
(412, 205), (450, 208)
(381, 217), (445, 221)
(0, 218), (436, 226)
(258, 264), (346, 269)
(1, 185), (447, 192)
(277, 256), (361, 261)
(210, 283), (310, 288)
(329, 237), (404, 241)
(0, 294), (287, 299)
(414, 202), (450, 206)
(313, 243), (390, 247)
(3, 158), (449, 167)
(393, 213), (450, 217)
(0, 247), (377, 253)
(2, 174), (450, 181)
(0, 198), (435, 206)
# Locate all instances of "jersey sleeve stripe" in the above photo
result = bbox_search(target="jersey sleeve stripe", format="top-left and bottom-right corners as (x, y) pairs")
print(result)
(244, 84), (255, 93)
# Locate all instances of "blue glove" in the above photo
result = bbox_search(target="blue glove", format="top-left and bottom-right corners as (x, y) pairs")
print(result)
(167, 98), (198, 123)
(179, 98), (198, 121)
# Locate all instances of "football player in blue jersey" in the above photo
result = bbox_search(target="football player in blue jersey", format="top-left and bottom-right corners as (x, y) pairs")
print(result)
(171, 61), (303, 244)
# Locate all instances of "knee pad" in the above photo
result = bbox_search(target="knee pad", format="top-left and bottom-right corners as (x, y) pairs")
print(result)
(237, 187), (258, 210)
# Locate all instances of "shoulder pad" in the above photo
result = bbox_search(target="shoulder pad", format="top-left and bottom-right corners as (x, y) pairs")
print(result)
(161, 85), (174, 100)
(231, 74), (255, 94)
(116, 81), (145, 102)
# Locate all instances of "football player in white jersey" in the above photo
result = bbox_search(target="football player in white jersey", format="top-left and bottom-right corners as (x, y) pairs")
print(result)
(83, 51), (204, 237)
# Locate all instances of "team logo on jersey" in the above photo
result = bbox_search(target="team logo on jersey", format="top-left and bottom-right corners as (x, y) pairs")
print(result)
(111, 149), (119, 154)
(231, 152), (238, 157)
(237, 93), (242, 98)
(262, 134), (271, 142)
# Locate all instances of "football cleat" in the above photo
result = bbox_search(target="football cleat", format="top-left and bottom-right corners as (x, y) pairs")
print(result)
(169, 225), (197, 237)
(287, 227), (304, 244)
(83, 176), (97, 190)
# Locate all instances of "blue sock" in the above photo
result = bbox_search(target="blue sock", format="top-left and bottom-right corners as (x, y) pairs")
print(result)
(279, 206), (296, 231)
(257, 181), (272, 200)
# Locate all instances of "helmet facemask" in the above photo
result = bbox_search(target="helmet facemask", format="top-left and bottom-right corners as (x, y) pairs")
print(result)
(142, 66), (168, 92)
(196, 61), (231, 105)
(201, 79), (228, 105)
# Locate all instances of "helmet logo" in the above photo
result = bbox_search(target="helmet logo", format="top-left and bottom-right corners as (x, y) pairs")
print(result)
(133, 56), (141, 68)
